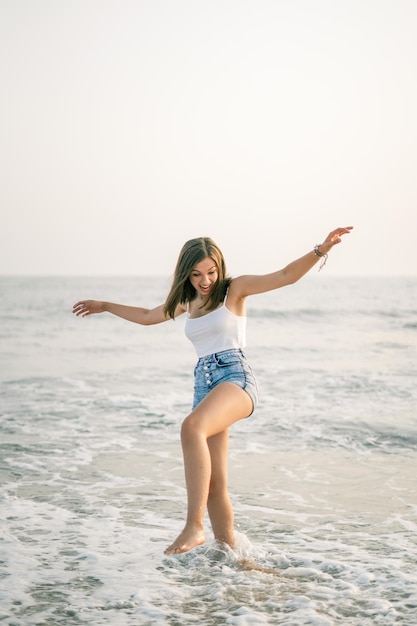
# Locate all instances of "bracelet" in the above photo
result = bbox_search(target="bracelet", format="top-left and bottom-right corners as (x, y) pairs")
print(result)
(314, 244), (325, 257)
(314, 244), (328, 271)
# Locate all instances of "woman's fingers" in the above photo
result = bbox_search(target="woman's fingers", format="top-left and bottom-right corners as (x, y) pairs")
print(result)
(326, 226), (353, 246)
(72, 300), (96, 316)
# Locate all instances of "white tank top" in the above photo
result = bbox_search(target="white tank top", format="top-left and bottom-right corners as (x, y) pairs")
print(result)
(184, 302), (247, 358)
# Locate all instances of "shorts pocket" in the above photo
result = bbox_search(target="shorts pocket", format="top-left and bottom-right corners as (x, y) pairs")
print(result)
(214, 351), (242, 367)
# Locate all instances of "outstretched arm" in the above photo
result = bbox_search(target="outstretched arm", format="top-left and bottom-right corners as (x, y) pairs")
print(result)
(72, 300), (185, 325)
(231, 226), (353, 298)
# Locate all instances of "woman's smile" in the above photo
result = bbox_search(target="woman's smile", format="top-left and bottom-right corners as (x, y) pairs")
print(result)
(190, 257), (219, 297)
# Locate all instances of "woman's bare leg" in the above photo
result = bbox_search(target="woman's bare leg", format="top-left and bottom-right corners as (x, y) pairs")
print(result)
(207, 429), (235, 547)
(164, 383), (252, 555)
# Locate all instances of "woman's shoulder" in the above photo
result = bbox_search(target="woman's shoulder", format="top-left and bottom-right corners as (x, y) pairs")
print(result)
(225, 277), (247, 316)
(227, 275), (247, 296)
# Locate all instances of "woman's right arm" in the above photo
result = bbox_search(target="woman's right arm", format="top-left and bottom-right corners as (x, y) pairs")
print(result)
(72, 300), (185, 325)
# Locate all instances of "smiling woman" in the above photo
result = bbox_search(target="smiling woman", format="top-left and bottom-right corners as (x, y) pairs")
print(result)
(72, 227), (352, 555)
(163, 237), (231, 319)
(190, 258), (218, 300)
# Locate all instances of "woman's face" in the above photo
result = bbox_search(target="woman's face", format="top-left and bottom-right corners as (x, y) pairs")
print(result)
(189, 257), (219, 298)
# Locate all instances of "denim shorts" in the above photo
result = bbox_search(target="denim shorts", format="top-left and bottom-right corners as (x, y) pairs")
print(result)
(192, 348), (258, 415)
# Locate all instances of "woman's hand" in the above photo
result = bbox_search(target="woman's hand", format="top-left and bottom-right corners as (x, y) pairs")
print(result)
(72, 300), (105, 317)
(319, 226), (353, 255)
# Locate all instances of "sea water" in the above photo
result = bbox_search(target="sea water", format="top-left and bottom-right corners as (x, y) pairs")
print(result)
(1, 275), (416, 625)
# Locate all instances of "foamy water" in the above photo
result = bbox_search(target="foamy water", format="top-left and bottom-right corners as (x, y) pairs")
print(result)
(1, 276), (416, 624)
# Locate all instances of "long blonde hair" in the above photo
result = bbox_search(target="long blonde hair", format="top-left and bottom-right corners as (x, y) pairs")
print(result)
(164, 237), (231, 319)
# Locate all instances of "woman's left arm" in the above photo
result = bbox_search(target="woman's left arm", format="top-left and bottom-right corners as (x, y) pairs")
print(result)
(232, 226), (353, 298)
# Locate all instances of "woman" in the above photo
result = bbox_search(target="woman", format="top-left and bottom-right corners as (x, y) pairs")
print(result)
(73, 226), (352, 555)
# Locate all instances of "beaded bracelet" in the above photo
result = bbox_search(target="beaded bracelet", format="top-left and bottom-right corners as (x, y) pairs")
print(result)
(314, 244), (328, 271)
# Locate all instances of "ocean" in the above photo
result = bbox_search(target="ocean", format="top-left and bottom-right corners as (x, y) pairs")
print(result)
(1, 275), (416, 625)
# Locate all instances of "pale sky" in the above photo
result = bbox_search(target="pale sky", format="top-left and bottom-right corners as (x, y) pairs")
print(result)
(1, 0), (416, 276)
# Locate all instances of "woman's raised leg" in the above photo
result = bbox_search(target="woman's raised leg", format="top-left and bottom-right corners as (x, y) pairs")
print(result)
(164, 382), (252, 555)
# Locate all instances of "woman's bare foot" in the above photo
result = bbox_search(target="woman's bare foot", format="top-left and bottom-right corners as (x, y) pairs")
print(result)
(164, 524), (206, 555)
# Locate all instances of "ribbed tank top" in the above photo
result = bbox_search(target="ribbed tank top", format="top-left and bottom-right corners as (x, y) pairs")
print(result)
(184, 303), (246, 358)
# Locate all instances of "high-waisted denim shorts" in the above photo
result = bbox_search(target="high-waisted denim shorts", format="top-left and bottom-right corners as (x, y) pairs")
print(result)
(192, 348), (258, 415)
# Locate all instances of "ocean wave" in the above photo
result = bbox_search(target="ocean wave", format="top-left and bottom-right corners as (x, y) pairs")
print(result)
(2, 275), (416, 624)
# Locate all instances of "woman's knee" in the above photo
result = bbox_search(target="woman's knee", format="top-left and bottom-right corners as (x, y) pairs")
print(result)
(181, 414), (202, 444)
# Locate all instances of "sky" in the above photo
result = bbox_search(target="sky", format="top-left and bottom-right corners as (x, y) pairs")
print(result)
(1, 0), (416, 277)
